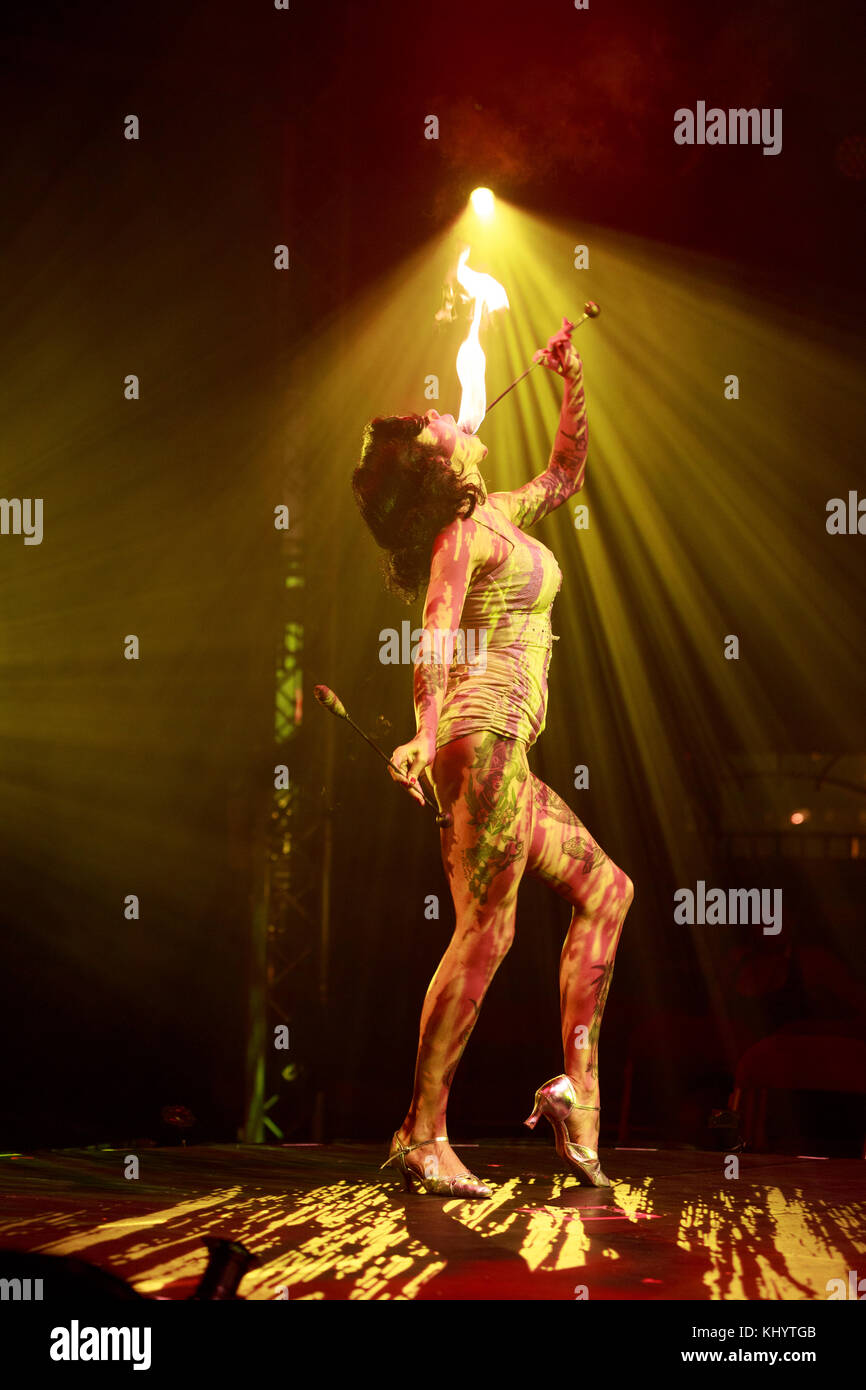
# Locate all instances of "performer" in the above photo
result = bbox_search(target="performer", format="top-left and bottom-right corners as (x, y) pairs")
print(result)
(351, 322), (634, 1198)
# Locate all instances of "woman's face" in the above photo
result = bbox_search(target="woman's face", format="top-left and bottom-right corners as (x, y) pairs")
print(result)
(417, 411), (488, 493)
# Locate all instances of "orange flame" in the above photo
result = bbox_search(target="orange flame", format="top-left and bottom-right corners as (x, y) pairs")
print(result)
(454, 248), (509, 434)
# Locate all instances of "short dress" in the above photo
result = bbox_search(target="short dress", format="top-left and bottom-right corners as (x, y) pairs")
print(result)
(434, 494), (563, 751)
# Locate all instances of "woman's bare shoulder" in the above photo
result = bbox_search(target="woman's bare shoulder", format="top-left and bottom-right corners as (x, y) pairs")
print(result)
(431, 505), (505, 575)
(483, 493), (509, 514)
(483, 492), (521, 526)
(437, 501), (497, 540)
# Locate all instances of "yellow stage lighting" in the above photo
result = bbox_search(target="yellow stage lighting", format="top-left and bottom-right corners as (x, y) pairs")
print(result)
(470, 187), (496, 220)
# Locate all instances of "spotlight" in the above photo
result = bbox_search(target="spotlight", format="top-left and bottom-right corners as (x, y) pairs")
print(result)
(470, 187), (496, 221)
(790, 809), (811, 825)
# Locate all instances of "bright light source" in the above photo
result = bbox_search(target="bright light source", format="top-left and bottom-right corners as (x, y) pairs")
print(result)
(470, 187), (496, 220)
(790, 809), (811, 825)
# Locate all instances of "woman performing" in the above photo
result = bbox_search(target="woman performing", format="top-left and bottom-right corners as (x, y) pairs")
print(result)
(351, 320), (634, 1199)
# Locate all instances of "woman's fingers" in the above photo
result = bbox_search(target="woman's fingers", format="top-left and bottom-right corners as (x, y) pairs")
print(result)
(387, 747), (410, 785)
(389, 745), (429, 805)
(535, 320), (580, 375)
(537, 348), (568, 375)
(405, 751), (430, 805)
(388, 748), (414, 784)
(389, 770), (425, 805)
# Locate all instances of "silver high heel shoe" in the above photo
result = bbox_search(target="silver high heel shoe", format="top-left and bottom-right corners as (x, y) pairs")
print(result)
(379, 1132), (491, 1199)
(524, 1075), (612, 1187)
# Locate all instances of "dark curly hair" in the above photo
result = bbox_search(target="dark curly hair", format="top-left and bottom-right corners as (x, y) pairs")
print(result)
(351, 413), (485, 602)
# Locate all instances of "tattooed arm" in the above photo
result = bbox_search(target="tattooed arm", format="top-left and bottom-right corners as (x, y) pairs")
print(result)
(388, 516), (487, 804)
(488, 322), (588, 530)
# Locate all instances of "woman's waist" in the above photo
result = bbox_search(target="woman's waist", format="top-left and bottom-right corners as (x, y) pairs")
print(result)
(458, 610), (559, 652)
(444, 645), (554, 691)
(437, 659), (551, 736)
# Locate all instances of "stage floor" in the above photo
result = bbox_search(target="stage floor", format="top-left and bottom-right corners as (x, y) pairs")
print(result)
(0, 1141), (863, 1300)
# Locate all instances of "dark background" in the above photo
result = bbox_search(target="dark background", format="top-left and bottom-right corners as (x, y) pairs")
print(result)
(1, 1), (864, 1153)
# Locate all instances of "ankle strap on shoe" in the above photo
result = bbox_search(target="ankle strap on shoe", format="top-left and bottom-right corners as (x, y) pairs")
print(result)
(399, 1135), (449, 1155)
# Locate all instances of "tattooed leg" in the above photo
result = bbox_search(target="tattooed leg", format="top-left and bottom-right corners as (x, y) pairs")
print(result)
(396, 732), (532, 1184)
(526, 776), (634, 1151)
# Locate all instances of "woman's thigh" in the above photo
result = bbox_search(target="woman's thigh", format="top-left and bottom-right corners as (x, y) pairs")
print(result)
(429, 732), (534, 920)
(526, 774), (625, 914)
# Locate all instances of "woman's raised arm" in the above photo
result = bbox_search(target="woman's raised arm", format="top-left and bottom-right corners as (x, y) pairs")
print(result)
(488, 326), (588, 530)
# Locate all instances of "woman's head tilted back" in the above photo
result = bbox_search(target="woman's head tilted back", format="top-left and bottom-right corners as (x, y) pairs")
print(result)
(352, 411), (488, 602)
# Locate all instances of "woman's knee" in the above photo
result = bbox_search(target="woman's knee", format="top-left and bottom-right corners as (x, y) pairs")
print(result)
(615, 867), (634, 915)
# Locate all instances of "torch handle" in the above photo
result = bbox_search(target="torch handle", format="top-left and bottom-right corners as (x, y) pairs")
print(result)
(480, 302), (599, 423)
(314, 682), (452, 827)
(344, 712), (450, 826)
(484, 361), (541, 414)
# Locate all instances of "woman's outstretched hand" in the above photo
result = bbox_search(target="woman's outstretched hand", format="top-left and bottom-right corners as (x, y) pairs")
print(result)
(533, 318), (583, 381)
(389, 730), (437, 806)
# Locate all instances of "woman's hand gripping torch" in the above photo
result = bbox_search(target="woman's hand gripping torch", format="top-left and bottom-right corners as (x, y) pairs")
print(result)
(313, 685), (452, 829)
